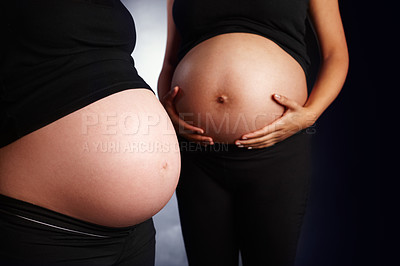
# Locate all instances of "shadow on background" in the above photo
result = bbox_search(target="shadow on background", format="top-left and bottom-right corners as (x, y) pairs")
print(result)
(296, 1), (380, 266)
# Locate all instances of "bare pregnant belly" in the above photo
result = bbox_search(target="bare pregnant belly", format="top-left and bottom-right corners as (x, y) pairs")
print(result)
(172, 33), (308, 143)
(0, 89), (180, 227)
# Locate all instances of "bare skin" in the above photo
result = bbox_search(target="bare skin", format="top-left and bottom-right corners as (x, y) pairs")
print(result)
(0, 89), (181, 227)
(158, 0), (349, 148)
(170, 33), (308, 144)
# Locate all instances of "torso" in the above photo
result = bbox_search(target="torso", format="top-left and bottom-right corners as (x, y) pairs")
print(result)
(0, 89), (180, 227)
(172, 33), (308, 143)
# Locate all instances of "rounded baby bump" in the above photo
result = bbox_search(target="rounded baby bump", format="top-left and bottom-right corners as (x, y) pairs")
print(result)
(0, 89), (181, 227)
(172, 33), (308, 143)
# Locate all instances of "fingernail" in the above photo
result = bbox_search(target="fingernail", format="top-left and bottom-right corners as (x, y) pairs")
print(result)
(236, 142), (244, 148)
(242, 137), (248, 140)
(274, 94), (281, 99)
(248, 147), (253, 149)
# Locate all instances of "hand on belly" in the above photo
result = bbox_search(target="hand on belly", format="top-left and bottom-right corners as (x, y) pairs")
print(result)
(171, 33), (309, 144)
(175, 87), (284, 143)
(235, 93), (318, 149)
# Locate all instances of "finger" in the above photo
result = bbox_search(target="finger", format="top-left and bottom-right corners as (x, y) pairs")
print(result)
(240, 120), (284, 140)
(250, 139), (279, 149)
(239, 124), (273, 140)
(181, 133), (214, 144)
(162, 86), (179, 104)
(250, 133), (296, 149)
(199, 141), (215, 147)
(273, 94), (301, 111)
(251, 143), (275, 149)
(174, 116), (205, 134)
(236, 135), (280, 148)
(162, 87), (206, 134)
(164, 102), (204, 134)
(236, 131), (279, 146)
(241, 138), (279, 149)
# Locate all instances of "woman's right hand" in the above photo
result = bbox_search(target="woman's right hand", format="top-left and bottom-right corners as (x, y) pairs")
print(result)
(161, 86), (214, 145)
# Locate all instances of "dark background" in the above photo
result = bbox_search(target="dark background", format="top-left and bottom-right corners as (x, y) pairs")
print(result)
(297, 1), (381, 266)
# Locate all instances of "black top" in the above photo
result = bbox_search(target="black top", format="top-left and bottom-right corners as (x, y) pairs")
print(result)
(0, 0), (152, 148)
(173, 0), (311, 75)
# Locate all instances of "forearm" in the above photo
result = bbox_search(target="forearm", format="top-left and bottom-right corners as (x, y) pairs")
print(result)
(159, 0), (182, 102)
(157, 63), (176, 101)
(304, 53), (349, 119)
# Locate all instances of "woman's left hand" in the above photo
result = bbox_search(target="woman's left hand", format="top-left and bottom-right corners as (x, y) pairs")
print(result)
(235, 94), (318, 149)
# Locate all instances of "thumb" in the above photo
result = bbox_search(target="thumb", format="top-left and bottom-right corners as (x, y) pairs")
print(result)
(273, 94), (300, 110)
(163, 86), (179, 103)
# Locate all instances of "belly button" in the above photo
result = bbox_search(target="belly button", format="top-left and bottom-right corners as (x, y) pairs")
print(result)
(217, 95), (228, 104)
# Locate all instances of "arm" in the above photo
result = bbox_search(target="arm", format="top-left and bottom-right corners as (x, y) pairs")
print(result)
(158, 0), (181, 100)
(236, 0), (349, 149)
(304, 0), (349, 116)
(158, 0), (214, 144)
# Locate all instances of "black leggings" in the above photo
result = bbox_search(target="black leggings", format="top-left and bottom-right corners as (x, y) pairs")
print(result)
(176, 131), (312, 266)
(0, 194), (155, 266)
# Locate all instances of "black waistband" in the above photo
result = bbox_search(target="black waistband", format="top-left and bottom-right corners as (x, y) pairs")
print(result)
(0, 194), (138, 238)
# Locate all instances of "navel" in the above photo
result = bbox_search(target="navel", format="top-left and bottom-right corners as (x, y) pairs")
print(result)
(216, 95), (228, 104)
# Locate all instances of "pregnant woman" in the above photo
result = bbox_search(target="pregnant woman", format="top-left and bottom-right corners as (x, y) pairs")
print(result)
(158, 0), (348, 265)
(0, 0), (180, 265)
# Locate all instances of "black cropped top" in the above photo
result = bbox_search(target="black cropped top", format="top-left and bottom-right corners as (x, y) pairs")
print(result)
(0, 0), (152, 148)
(173, 0), (311, 75)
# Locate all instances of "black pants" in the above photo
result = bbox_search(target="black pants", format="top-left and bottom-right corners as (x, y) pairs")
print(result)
(176, 131), (312, 266)
(0, 194), (155, 266)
